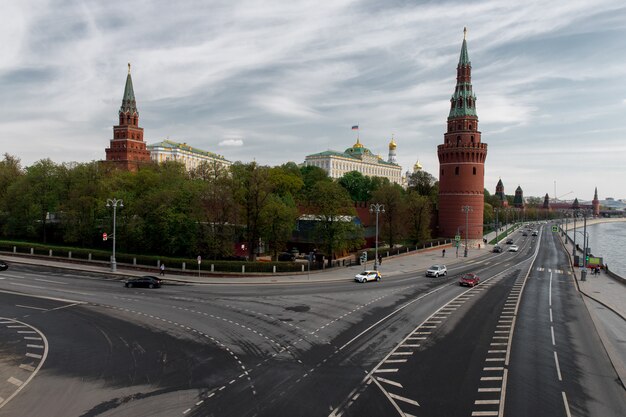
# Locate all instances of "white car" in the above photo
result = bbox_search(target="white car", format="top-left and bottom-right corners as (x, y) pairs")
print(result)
(426, 264), (448, 277)
(508, 245), (519, 252)
(355, 270), (382, 283)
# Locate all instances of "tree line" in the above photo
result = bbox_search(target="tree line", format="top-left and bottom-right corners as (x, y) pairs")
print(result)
(0, 153), (437, 260)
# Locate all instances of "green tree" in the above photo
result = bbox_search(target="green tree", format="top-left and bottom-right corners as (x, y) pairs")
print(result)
(261, 194), (298, 259)
(339, 171), (370, 202)
(405, 191), (432, 244)
(231, 162), (274, 260)
(309, 181), (363, 260)
(371, 183), (405, 248)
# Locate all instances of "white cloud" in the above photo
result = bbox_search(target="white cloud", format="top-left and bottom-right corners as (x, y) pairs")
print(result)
(219, 139), (244, 147)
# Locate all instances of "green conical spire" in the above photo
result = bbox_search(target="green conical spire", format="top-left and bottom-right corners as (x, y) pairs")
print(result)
(120, 63), (137, 115)
(459, 27), (470, 66)
(448, 28), (477, 119)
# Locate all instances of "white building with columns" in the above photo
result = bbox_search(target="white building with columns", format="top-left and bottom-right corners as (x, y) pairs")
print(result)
(304, 138), (402, 184)
(147, 140), (232, 171)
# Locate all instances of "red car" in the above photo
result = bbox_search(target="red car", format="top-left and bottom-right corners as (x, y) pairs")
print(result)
(459, 273), (480, 287)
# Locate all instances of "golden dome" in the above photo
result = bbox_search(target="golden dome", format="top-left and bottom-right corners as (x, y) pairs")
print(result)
(353, 138), (364, 149)
(413, 160), (423, 171)
(389, 137), (397, 150)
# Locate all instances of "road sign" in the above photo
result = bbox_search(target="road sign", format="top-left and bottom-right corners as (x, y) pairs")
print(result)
(197, 255), (202, 265)
(102, 232), (108, 241)
(455, 235), (461, 242)
(551, 225), (558, 232)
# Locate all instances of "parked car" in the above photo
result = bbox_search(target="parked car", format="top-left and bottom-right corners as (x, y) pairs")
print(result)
(459, 273), (480, 287)
(0, 260), (8, 271)
(277, 252), (296, 261)
(506, 238), (514, 244)
(508, 245), (519, 252)
(426, 264), (447, 277)
(493, 245), (503, 253)
(355, 270), (382, 283)
(124, 276), (162, 289)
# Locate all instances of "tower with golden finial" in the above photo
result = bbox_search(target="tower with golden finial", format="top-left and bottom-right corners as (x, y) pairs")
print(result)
(437, 28), (488, 243)
(105, 64), (151, 171)
(388, 135), (397, 164)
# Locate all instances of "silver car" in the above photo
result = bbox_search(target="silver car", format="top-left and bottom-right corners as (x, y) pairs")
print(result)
(426, 264), (447, 277)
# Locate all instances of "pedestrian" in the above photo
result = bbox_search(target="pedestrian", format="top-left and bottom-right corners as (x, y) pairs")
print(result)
(160, 263), (165, 276)
(378, 255), (382, 265)
(442, 249), (446, 258)
(596, 266), (600, 275)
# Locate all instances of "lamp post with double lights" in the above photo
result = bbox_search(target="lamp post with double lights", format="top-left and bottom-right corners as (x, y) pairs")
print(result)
(572, 209), (578, 257)
(461, 205), (472, 257)
(106, 198), (124, 272)
(370, 203), (385, 270)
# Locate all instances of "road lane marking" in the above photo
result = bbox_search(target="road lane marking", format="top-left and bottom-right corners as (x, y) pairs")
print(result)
(384, 359), (407, 363)
(15, 305), (47, 311)
(0, 289), (84, 304)
(549, 271), (553, 306)
(478, 387), (501, 392)
(19, 364), (35, 372)
(26, 353), (42, 359)
(374, 369), (398, 373)
(551, 326), (556, 346)
(475, 400), (499, 405)
(376, 377), (403, 388)
(26, 344), (43, 349)
(7, 377), (22, 387)
(389, 392), (420, 407)
(554, 351), (562, 381)
(562, 392), (572, 417)
(471, 412), (498, 416)
(34, 278), (68, 285)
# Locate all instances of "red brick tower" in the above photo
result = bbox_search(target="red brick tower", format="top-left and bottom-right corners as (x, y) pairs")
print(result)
(437, 29), (487, 243)
(105, 64), (151, 171)
(592, 187), (600, 217)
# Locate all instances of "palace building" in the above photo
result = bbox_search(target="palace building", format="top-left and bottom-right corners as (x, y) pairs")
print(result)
(104, 64), (151, 171)
(437, 29), (488, 244)
(147, 140), (232, 172)
(304, 137), (403, 184)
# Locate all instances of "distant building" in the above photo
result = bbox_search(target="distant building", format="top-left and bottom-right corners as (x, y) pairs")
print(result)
(513, 186), (524, 208)
(592, 187), (600, 216)
(147, 140), (232, 171)
(495, 178), (508, 207)
(304, 137), (402, 184)
(104, 64), (151, 171)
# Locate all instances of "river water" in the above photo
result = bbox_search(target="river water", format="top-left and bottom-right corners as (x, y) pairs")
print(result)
(567, 221), (626, 278)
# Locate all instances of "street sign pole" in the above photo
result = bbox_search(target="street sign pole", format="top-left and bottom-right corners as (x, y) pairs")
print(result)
(197, 255), (201, 278)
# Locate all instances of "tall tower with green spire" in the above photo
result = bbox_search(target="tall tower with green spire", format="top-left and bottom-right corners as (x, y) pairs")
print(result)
(105, 63), (151, 171)
(437, 28), (488, 243)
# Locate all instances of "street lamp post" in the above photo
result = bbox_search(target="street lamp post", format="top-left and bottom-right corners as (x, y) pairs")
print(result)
(572, 210), (578, 257)
(461, 205), (472, 257)
(581, 210), (589, 281)
(106, 198), (124, 272)
(370, 203), (385, 270)
(493, 207), (500, 239)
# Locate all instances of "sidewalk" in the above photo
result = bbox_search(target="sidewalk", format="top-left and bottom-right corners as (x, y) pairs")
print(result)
(558, 231), (626, 387)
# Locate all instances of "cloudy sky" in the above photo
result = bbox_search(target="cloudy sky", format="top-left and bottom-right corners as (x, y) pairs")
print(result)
(2, 0), (625, 200)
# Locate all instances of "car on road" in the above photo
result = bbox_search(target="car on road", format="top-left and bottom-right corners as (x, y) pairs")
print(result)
(459, 273), (480, 287)
(277, 252), (296, 261)
(0, 260), (7, 271)
(522, 232), (528, 236)
(426, 264), (447, 277)
(354, 270), (382, 283)
(124, 276), (162, 289)
(493, 245), (503, 253)
(506, 238), (514, 244)
(531, 230), (538, 236)
(508, 245), (519, 252)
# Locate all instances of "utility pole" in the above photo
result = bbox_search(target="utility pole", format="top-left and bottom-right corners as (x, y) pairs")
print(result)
(369, 203), (385, 270)
(461, 205), (472, 257)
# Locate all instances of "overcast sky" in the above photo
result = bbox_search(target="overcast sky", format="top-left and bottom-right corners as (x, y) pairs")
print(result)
(2, 0), (625, 200)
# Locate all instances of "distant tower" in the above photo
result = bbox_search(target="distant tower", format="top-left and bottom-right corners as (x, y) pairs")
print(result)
(105, 63), (151, 171)
(437, 28), (487, 243)
(495, 178), (508, 207)
(572, 198), (580, 210)
(513, 186), (524, 208)
(543, 193), (550, 209)
(592, 187), (600, 216)
(388, 136), (397, 164)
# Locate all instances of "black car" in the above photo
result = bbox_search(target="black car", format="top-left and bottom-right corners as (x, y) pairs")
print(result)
(278, 252), (296, 261)
(124, 276), (162, 289)
(506, 238), (514, 244)
(0, 260), (7, 271)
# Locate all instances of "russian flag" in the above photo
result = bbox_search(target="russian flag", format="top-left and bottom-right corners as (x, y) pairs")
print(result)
(351, 125), (359, 130)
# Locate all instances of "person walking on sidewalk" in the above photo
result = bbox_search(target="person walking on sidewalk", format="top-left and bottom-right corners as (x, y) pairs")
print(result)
(160, 263), (166, 276)
(442, 249), (446, 258)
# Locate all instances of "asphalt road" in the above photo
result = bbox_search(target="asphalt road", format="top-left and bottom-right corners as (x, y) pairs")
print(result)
(0, 225), (624, 416)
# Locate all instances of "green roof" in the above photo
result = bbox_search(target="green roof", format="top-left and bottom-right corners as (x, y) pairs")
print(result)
(448, 33), (478, 119)
(306, 149), (399, 167)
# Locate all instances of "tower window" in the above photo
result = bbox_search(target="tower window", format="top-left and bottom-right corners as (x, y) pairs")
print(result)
(469, 124), (473, 129)
(455, 166), (459, 175)
(473, 167), (476, 175)
(471, 136), (475, 143)
(441, 168), (444, 176)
